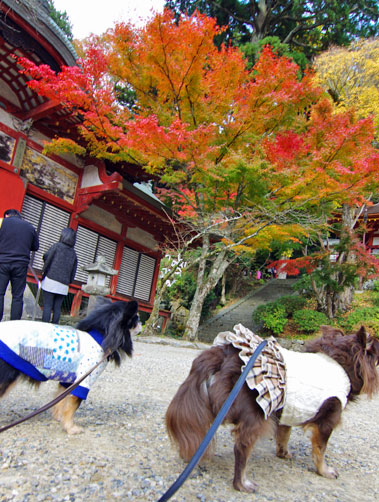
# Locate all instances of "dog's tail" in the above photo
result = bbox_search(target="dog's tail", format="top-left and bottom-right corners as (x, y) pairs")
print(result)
(166, 346), (226, 462)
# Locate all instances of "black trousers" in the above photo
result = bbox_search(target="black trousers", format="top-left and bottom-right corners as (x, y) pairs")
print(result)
(0, 262), (28, 321)
(42, 290), (65, 324)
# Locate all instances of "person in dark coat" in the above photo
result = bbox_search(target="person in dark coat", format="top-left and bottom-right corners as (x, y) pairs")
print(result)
(0, 209), (39, 321)
(41, 228), (77, 324)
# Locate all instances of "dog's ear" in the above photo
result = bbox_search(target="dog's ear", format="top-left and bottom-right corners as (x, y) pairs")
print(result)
(102, 300), (137, 359)
(356, 326), (371, 350)
(370, 337), (379, 365)
(124, 300), (138, 317)
(355, 326), (378, 358)
(119, 300), (139, 330)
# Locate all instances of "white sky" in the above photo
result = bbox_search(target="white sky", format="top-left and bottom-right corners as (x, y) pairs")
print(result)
(52, 0), (166, 39)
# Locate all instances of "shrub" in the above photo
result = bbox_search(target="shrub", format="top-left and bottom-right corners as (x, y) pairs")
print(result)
(292, 309), (329, 333)
(371, 292), (379, 307)
(253, 302), (287, 335)
(276, 295), (307, 317)
(361, 319), (379, 337)
(338, 307), (379, 333)
(252, 303), (270, 324)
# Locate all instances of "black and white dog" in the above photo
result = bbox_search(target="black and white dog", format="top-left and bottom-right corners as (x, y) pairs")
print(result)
(0, 299), (141, 434)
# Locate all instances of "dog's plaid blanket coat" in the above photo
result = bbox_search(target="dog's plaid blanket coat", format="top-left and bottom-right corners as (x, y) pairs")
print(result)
(213, 324), (286, 419)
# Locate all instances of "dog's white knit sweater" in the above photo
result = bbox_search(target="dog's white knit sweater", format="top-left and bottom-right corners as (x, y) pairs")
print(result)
(278, 346), (351, 426)
(0, 320), (107, 399)
(213, 324), (351, 425)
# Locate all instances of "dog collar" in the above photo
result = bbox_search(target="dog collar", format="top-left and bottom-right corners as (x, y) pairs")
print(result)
(88, 329), (104, 347)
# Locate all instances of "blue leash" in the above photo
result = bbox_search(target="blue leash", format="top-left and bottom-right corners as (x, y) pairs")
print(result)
(157, 339), (268, 502)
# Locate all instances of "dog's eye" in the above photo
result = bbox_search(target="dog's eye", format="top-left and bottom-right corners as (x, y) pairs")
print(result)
(128, 315), (139, 328)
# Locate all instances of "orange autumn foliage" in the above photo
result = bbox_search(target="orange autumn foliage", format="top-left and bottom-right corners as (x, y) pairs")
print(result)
(19, 9), (379, 234)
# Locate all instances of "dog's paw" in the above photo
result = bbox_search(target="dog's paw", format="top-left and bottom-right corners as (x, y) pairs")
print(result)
(276, 448), (292, 459)
(319, 465), (339, 479)
(51, 409), (62, 422)
(233, 479), (258, 493)
(66, 425), (84, 435)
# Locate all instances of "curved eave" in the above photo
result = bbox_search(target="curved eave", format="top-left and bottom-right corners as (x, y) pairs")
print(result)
(1, 0), (77, 67)
(366, 203), (379, 217)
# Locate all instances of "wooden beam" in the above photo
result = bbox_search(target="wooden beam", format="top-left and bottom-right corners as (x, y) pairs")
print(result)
(20, 100), (61, 121)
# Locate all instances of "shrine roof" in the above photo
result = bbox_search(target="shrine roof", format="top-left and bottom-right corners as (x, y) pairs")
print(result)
(367, 203), (379, 215)
(1, 0), (77, 66)
(0, 0), (78, 130)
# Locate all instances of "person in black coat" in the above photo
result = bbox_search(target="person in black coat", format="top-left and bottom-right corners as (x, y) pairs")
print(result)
(41, 227), (77, 324)
(0, 209), (39, 321)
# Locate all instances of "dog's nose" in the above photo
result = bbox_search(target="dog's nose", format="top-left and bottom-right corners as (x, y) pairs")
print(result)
(131, 321), (143, 336)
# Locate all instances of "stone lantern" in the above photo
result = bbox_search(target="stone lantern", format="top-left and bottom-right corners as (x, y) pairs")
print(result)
(82, 255), (118, 311)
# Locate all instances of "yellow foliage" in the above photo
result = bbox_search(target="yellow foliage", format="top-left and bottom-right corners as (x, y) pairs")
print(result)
(226, 223), (309, 256)
(42, 138), (87, 157)
(313, 39), (379, 136)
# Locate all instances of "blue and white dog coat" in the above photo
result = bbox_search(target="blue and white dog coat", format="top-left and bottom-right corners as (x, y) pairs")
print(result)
(0, 320), (108, 399)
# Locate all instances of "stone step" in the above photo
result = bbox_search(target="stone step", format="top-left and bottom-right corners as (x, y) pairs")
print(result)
(198, 278), (297, 343)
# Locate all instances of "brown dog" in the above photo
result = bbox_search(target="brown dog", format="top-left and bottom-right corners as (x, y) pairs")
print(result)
(166, 325), (379, 492)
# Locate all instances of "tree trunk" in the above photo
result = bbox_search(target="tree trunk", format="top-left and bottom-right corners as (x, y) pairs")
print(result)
(184, 237), (231, 341)
(336, 288), (354, 313)
(311, 275), (326, 312)
(142, 287), (165, 336)
(250, 0), (269, 42)
(314, 204), (359, 318)
(142, 258), (183, 335)
(220, 273), (226, 305)
(330, 205), (357, 316)
(184, 284), (209, 341)
(326, 291), (335, 319)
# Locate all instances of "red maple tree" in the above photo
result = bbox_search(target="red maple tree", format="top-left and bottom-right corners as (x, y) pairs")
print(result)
(19, 10), (379, 337)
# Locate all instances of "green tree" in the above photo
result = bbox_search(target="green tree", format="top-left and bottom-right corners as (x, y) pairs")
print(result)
(165, 1), (379, 63)
(47, 0), (74, 41)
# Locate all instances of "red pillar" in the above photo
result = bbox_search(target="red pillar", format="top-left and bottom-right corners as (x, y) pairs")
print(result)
(0, 169), (26, 215)
(149, 254), (161, 304)
(70, 289), (83, 317)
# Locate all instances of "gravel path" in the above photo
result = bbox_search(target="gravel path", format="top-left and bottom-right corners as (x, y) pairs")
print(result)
(1, 338), (378, 502)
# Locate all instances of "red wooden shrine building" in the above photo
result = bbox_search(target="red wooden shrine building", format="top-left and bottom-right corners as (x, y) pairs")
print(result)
(364, 204), (379, 256)
(0, 0), (173, 325)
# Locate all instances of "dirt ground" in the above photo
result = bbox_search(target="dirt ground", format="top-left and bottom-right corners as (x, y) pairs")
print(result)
(0, 338), (378, 502)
